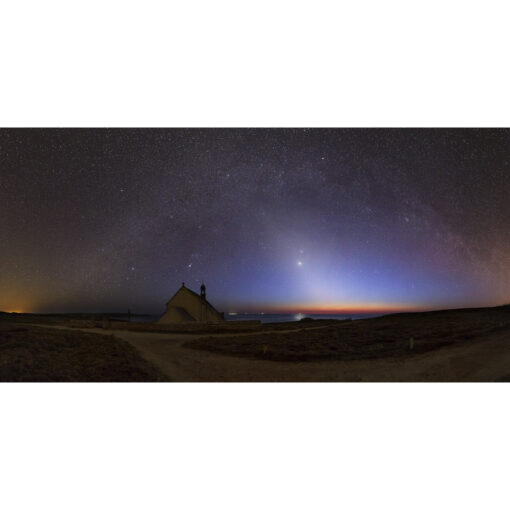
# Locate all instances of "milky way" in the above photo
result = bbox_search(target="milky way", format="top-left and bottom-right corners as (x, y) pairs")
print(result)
(1, 128), (510, 314)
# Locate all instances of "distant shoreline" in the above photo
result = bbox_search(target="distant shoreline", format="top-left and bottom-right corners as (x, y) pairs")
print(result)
(0, 310), (382, 324)
(3, 304), (509, 324)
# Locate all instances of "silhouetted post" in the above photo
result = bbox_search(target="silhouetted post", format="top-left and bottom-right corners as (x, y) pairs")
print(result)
(128, 308), (131, 322)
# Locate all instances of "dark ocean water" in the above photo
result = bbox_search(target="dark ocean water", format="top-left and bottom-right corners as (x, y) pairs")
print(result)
(118, 313), (382, 324)
(224, 313), (381, 323)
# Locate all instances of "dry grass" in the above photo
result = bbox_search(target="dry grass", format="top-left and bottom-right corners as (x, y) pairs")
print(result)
(0, 323), (168, 382)
(184, 306), (510, 362)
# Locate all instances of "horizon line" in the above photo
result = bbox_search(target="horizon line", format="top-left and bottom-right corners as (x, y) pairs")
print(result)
(3, 302), (508, 316)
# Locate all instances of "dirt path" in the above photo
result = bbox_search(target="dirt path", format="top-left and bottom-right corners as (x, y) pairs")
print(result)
(26, 323), (510, 381)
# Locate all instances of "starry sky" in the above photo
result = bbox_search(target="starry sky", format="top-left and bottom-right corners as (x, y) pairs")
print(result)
(1, 128), (510, 315)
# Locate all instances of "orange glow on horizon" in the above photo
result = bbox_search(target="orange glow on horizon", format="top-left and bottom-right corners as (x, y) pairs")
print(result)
(1, 293), (37, 315)
(251, 301), (432, 315)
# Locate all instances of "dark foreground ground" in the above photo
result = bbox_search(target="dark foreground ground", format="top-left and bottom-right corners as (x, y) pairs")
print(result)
(1, 305), (510, 381)
(185, 306), (510, 362)
(0, 322), (168, 382)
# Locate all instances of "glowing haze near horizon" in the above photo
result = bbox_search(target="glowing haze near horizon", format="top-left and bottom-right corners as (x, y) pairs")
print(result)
(1, 128), (510, 315)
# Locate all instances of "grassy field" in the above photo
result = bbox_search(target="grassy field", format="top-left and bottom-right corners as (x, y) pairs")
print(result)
(184, 306), (510, 362)
(2, 305), (510, 382)
(0, 323), (168, 382)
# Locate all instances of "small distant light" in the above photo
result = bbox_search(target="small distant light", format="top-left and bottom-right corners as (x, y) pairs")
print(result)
(297, 261), (303, 266)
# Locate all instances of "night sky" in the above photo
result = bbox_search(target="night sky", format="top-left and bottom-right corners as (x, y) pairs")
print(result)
(1, 128), (510, 315)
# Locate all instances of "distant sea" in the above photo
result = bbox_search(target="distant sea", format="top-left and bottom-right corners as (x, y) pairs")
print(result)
(115, 313), (382, 324)
(224, 313), (382, 323)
